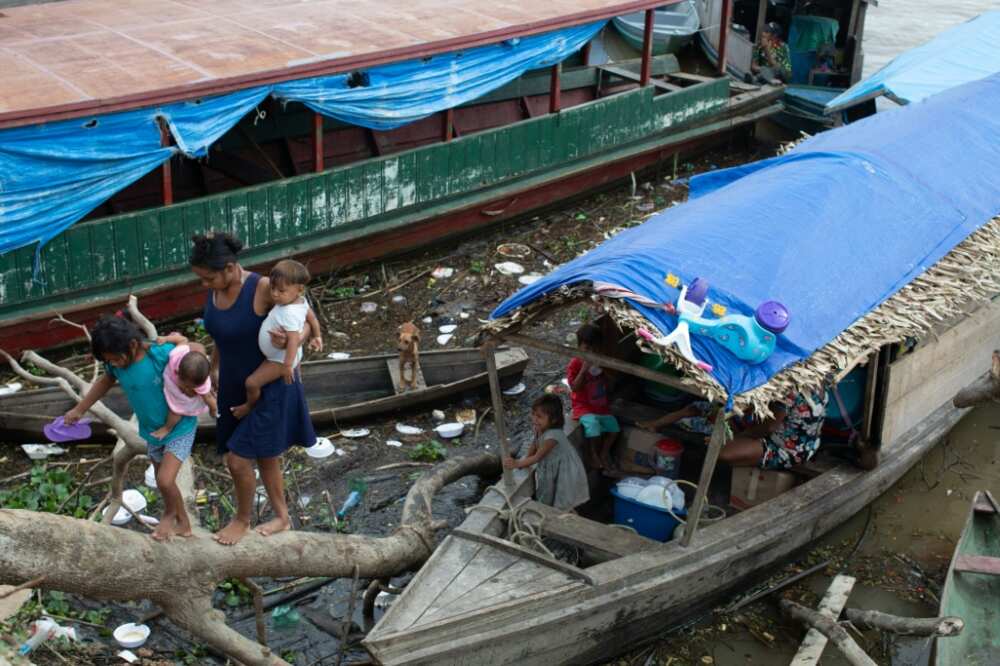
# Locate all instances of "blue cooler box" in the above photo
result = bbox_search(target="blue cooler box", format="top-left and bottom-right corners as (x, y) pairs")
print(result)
(611, 488), (687, 541)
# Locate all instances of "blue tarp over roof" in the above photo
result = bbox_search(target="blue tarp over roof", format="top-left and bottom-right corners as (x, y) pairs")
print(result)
(825, 11), (1000, 112)
(0, 22), (602, 260)
(492, 73), (1000, 400)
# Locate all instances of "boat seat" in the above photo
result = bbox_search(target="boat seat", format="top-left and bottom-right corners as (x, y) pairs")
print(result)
(387, 359), (427, 394)
(954, 555), (1000, 577)
(596, 65), (683, 93)
(521, 500), (660, 562)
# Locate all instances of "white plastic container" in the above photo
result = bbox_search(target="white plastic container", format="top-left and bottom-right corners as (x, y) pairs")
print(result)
(113, 623), (150, 649)
(435, 423), (464, 439)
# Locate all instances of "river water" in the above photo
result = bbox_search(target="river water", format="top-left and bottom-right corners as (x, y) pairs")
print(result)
(861, 0), (994, 76)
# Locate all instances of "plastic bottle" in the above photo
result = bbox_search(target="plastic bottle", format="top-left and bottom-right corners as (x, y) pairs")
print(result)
(18, 618), (77, 655)
(336, 478), (368, 520)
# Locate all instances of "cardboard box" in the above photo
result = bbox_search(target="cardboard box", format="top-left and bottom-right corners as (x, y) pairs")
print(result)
(730, 467), (797, 510)
(616, 426), (663, 475)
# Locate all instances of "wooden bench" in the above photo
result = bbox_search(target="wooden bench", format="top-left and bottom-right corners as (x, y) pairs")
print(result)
(387, 359), (426, 394)
(522, 500), (659, 563)
(954, 555), (1000, 577)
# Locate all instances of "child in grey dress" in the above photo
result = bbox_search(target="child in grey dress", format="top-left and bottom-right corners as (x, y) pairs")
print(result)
(503, 394), (589, 510)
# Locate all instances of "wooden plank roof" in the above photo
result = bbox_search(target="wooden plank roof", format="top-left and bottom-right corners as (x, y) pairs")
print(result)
(0, 0), (664, 128)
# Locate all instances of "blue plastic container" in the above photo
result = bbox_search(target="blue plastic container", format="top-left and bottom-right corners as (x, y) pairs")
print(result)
(610, 489), (687, 542)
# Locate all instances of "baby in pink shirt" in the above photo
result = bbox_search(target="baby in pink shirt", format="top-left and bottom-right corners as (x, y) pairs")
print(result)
(152, 333), (217, 440)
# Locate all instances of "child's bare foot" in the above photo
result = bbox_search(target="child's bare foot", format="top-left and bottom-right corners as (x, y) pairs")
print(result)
(150, 426), (171, 440)
(174, 516), (194, 538)
(214, 518), (250, 545)
(256, 516), (291, 537)
(230, 403), (251, 420)
(152, 518), (177, 542)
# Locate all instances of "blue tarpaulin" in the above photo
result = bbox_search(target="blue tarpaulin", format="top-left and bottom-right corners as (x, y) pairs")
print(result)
(271, 22), (604, 131)
(825, 11), (1000, 112)
(0, 22), (602, 259)
(492, 73), (1000, 399)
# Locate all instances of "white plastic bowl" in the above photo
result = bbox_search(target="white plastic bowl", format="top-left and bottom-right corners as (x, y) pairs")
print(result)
(113, 623), (150, 649)
(395, 423), (424, 436)
(103, 505), (132, 526)
(341, 428), (370, 438)
(305, 436), (336, 459)
(435, 422), (464, 439)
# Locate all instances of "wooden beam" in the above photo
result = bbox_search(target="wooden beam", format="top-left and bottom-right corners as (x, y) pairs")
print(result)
(451, 529), (595, 584)
(522, 499), (658, 562)
(520, 96), (536, 119)
(312, 113), (324, 172)
(483, 343), (514, 488)
(754, 0), (768, 46)
(954, 555), (1000, 576)
(443, 108), (455, 142)
(680, 409), (727, 547)
(580, 41), (592, 67)
(501, 332), (701, 396)
(549, 63), (562, 113)
(599, 64), (683, 92)
(791, 574), (857, 665)
(640, 8), (655, 86)
(717, 0), (733, 76)
(158, 119), (173, 205)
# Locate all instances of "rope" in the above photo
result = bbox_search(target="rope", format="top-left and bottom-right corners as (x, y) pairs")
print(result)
(659, 479), (727, 527)
(467, 486), (557, 559)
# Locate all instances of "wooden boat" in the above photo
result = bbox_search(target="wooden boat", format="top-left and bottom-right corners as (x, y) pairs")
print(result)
(0, 347), (527, 444)
(935, 491), (1000, 666)
(364, 74), (1000, 664)
(612, 1), (701, 55)
(0, 0), (787, 356)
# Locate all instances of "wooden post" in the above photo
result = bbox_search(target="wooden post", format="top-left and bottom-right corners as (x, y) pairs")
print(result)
(312, 113), (324, 172)
(640, 8), (655, 86)
(717, 0), (733, 76)
(580, 41), (592, 67)
(680, 409), (728, 547)
(483, 343), (514, 488)
(549, 63), (562, 113)
(443, 109), (454, 142)
(158, 119), (173, 206)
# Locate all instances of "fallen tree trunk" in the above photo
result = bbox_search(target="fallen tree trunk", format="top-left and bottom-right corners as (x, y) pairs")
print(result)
(780, 599), (877, 666)
(953, 350), (1000, 408)
(844, 608), (964, 637)
(0, 452), (500, 665)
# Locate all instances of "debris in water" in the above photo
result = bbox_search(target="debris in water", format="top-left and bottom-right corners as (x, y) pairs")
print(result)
(391, 294), (407, 305)
(431, 410), (446, 422)
(456, 409), (476, 425)
(431, 266), (455, 279)
(20, 443), (66, 460)
(497, 243), (532, 259)
(386, 440), (403, 448)
(341, 428), (370, 438)
(422, 316), (433, 324)
(518, 273), (543, 286)
(635, 202), (655, 212)
(327, 351), (351, 360)
(396, 423), (424, 436)
(502, 382), (526, 396)
(437, 333), (453, 345)
(494, 261), (525, 276)
(0, 382), (22, 396)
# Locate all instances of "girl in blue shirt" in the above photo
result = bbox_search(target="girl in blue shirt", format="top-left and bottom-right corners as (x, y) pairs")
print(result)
(65, 316), (200, 541)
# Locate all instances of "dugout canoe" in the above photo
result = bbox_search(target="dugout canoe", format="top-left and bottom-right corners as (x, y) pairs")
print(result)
(0, 347), (527, 444)
(934, 491), (1000, 666)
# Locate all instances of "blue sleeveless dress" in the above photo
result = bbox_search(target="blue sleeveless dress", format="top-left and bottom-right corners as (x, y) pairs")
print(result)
(203, 272), (316, 459)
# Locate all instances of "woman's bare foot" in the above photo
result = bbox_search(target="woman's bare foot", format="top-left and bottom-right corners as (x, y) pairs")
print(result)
(152, 517), (177, 542)
(230, 403), (251, 420)
(214, 518), (250, 545)
(256, 516), (291, 537)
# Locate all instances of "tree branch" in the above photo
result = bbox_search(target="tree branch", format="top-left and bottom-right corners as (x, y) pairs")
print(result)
(780, 599), (877, 666)
(0, 453), (500, 666)
(844, 608), (964, 637)
(127, 294), (158, 340)
(953, 350), (1000, 408)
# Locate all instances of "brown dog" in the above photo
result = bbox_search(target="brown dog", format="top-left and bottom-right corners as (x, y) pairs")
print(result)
(397, 321), (421, 390)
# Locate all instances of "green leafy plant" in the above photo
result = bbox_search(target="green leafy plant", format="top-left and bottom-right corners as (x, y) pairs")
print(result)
(331, 286), (356, 299)
(409, 439), (446, 463)
(217, 578), (252, 607)
(0, 466), (92, 517)
(43, 591), (71, 616)
(469, 259), (485, 274)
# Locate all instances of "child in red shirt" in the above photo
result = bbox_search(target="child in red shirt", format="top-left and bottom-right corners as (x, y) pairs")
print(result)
(567, 323), (620, 470)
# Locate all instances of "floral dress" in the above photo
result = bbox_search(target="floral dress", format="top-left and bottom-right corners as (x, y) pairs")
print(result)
(761, 390), (828, 469)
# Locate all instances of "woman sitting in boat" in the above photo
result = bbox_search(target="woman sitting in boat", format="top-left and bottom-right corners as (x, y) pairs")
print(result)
(641, 389), (828, 469)
(751, 22), (791, 84)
